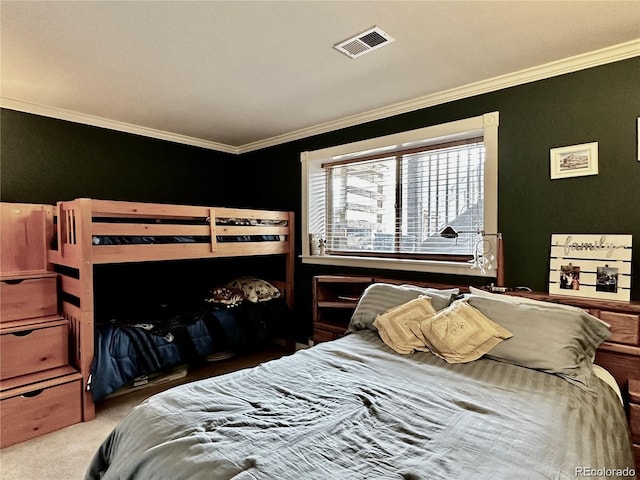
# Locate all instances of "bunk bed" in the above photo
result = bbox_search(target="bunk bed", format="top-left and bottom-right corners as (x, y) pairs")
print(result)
(47, 198), (295, 422)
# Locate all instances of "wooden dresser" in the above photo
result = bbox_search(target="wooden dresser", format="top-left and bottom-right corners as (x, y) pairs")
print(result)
(312, 275), (372, 343)
(507, 291), (640, 474)
(0, 203), (82, 448)
(505, 291), (640, 384)
(629, 379), (640, 475)
(312, 276), (639, 471)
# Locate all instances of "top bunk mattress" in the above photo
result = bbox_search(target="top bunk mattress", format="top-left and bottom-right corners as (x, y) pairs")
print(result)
(91, 217), (286, 245)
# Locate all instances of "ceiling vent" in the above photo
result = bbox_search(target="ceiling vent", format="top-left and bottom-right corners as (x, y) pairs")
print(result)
(334, 26), (395, 59)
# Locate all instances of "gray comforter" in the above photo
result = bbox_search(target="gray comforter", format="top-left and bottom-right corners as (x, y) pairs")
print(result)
(86, 331), (635, 479)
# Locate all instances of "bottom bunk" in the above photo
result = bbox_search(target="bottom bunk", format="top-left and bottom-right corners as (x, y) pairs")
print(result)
(87, 275), (291, 402)
(92, 297), (290, 401)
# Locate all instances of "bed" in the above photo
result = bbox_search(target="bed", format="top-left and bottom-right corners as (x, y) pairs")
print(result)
(86, 285), (636, 479)
(47, 198), (295, 421)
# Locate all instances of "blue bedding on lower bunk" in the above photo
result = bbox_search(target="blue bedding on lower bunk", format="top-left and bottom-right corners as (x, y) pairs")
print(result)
(90, 299), (288, 401)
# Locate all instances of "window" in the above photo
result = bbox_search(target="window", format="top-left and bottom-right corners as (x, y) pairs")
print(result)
(301, 112), (499, 277)
(325, 138), (484, 259)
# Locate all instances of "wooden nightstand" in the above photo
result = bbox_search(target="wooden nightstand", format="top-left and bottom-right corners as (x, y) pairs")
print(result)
(629, 379), (640, 474)
(311, 275), (468, 345)
(312, 276), (373, 343)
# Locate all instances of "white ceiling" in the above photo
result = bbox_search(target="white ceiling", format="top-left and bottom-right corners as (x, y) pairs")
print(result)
(1, 1), (639, 154)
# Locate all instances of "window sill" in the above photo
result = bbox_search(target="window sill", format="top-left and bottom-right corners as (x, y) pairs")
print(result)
(300, 254), (497, 278)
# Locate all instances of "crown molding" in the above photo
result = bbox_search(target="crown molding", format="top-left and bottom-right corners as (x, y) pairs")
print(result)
(0, 98), (241, 154)
(2, 40), (638, 155)
(238, 39), (640, 153)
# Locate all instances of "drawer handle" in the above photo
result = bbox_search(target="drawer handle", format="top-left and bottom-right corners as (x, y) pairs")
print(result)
(22, 389), (44, 398)
(2, 279), (25, 285)
(12, 330), (33, 337)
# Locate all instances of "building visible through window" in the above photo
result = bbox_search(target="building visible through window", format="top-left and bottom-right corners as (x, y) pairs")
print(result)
(325, 139), (484, 260)
(301, 112), (499, 277)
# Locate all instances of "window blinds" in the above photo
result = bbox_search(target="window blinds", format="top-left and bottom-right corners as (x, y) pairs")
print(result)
(322, 140), (485, 257)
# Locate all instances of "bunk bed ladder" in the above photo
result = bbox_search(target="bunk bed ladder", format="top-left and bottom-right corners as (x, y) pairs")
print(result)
(53, 199), (96, 421)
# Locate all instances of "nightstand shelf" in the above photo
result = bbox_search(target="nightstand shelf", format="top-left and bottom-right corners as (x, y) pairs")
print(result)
(317, 300), (360, 309)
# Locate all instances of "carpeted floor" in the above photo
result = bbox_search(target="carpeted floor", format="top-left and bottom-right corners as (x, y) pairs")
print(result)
(0, 346), (287, 480)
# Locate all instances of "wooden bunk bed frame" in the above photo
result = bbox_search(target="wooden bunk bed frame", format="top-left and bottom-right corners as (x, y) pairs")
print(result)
(47, 198), (295, 421)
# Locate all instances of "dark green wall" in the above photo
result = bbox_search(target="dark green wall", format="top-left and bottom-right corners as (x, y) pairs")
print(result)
(2, 58), (639, 321)
(0, 110), (241, 206)
(238, 57), (640, 305)
(0, 109), (287, 330)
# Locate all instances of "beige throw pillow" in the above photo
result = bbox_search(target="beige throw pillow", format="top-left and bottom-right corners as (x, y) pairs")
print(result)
(413, 299), (512, 363)
(373, 296), (436, 354)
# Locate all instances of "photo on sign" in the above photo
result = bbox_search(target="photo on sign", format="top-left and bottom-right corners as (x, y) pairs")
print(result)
(559, 264), (580, 290)
(596, 265), (618, 293)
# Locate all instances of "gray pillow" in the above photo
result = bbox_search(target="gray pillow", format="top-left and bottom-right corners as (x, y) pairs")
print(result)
(348, 283), (456, 332)
(466, 295), (610, 388)
(400, 286), (457, 311)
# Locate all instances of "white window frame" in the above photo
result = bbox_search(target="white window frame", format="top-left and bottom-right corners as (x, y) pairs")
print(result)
(300, 112), (499, 277)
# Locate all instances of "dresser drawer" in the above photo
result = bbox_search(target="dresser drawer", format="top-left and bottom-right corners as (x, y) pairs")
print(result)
(0, 319), (69, 380)
(0, 275), (57, 322)
(0, 375), (81, 448)
(598, 311), (640, 346)
(594, 345), (640, 387)
(631, 403), (640, 444)
(313, 327), (344, 344)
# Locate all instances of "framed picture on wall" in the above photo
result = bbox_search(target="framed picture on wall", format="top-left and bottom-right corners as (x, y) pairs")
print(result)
(550, 142), (598, 179)
(549, 234), (633, 302)
(637, 117), (639, 161)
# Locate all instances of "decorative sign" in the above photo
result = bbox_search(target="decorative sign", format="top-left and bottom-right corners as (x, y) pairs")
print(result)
(549, 234), (633, 302)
